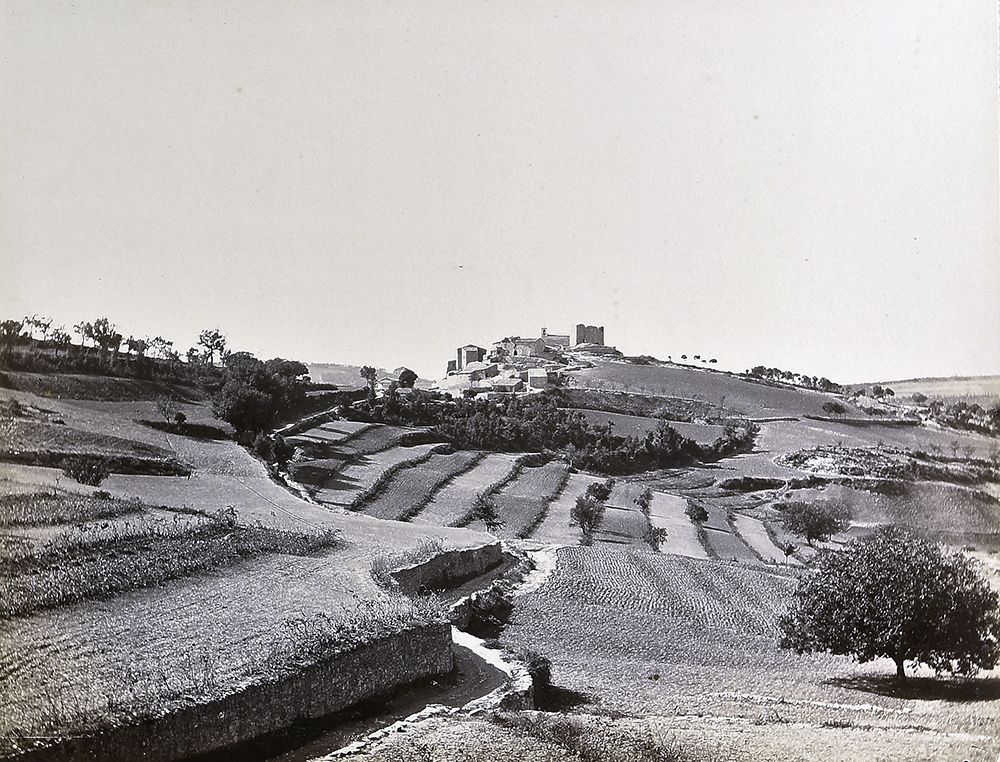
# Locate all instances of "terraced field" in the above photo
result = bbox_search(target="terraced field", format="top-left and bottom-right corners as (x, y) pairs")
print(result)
(732, 514), (798, 565)
(647, 492), (707, 558)
(786, 481), (1000, 550)
(592, 482), (648, 547)
(359, 451), (484, 521)
(700, 504), (758, 561)
(469, 461), (570, 539)
(312, 443), (444, 507)
(285, 420), (373, 447)
(530, 472), (605, 545)
(494, 544), (1000, 762)
(413, 453), (521, 528)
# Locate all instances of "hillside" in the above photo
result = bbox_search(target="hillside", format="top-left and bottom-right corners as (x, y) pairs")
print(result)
(566, 359), (863, 419)
(864, 374), (1000, 405)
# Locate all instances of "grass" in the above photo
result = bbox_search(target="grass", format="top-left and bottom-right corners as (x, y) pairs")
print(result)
(0, 491), (142, 526)
(570, 360), (857, 419)
(0, 501), (342, 619)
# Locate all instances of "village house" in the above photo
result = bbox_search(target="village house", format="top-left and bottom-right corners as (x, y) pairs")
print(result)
(456, 344), (486, 371)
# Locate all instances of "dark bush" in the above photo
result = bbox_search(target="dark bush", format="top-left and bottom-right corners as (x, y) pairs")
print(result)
(62, 456), (111, 486)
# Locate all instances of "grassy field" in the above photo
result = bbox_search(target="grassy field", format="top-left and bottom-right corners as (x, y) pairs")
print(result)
(360, 451), (484, 521)
(576, 408), (723, 444)
(870, 375), (1000, 406)
(569, 360), (860, 419)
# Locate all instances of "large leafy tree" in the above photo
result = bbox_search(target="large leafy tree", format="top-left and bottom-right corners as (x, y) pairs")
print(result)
(780, 527), (1000, 679)
(779, 500), (850, 546)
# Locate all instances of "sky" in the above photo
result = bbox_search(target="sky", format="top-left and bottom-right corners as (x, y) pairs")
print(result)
(2, 0), (998, 383)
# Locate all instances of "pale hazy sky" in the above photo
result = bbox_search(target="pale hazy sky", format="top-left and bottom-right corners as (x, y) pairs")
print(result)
(3, 1), (998, 382)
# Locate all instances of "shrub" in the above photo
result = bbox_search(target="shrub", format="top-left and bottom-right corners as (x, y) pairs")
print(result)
(586, 478), (615, 503)
(517, 648), (552, 699)
(822, 401), (847, 415)
(62, 456), (110, 487)
(685, 501), (708, 523)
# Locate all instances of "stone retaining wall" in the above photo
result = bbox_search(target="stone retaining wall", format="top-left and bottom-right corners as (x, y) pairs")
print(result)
(19, 623), (452, 762)
(391, 542), (504, 596)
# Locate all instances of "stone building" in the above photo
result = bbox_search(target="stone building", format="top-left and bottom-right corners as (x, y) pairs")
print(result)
(575, 324), (605, 346)
(456, 344), (487, 371)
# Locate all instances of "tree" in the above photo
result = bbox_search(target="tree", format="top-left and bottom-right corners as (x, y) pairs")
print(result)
(24, 314), (52, 342)
(822, 401), (846, 415)
(685, 501), (708, 524)
(779, 500), (850, 546)
(198, 328), (227, 366)
(212, 378), (274, 440)
(780, 527), (1000, 680)
(0, 319), (24, 359)
(571, 495), (604, 544)
(360, 365), (377, 402)
(88, 318), (121, 367)
(51, 327), (72, 357)
(155, 395), (179, 424)
(397, 368), (418, 389)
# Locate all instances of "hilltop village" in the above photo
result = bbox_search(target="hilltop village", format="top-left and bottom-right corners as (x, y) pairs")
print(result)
(438, 323), (619, 396)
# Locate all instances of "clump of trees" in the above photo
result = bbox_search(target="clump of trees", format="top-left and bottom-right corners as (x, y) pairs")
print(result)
(352, 389), (760, 477)
(0, 314), (223, 387)
(747, 366), (842, 393)
(780, 527), (1000, 680)
(212, 353), (310, 442)
(777, 500), (850, 546)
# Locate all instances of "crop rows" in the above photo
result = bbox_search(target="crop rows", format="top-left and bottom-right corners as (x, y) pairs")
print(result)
(485, 461), (570, 539)
(536, 547), (792, 636)
(1, 505), (342, 619)
(0, 492), (141, 527)
(413, 453), (521, 527)
(357, 451), (483, 520)
(311, 443), (443, 507)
